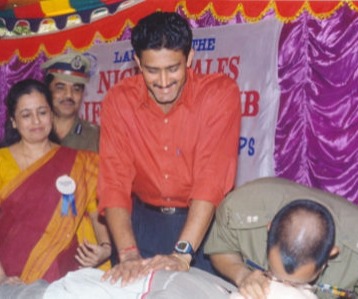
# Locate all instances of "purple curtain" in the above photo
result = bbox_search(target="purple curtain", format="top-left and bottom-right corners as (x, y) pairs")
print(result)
(276, 6), (358, 203)
(0, 5), (357, 203)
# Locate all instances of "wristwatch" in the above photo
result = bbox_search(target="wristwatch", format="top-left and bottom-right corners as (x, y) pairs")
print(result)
(174, 240), (195, 258)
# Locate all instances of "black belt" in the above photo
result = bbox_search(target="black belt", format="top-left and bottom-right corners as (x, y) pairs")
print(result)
(138, 200), (189, 215)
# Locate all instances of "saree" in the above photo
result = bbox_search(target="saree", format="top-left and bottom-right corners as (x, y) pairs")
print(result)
(0, 146), (108, 283)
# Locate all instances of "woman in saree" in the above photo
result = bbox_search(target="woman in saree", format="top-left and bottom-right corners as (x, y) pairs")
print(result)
(0, 79), (111, 286)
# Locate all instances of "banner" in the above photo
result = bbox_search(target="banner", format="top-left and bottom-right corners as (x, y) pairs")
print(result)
(84, 18), (283, 186)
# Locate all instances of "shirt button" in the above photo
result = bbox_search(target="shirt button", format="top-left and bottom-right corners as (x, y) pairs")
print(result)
(164, 174), (169, 179)
(166, 197), (171, 201)
(164, 118), (169, 124)
(164, 145), (168, 151)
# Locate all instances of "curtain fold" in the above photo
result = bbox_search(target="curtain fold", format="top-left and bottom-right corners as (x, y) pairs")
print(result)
(276, 5), (358, 202)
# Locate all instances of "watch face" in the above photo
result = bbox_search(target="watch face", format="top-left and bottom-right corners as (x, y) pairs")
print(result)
(177, 241), (190, 251)
(175, 241), (194, 255)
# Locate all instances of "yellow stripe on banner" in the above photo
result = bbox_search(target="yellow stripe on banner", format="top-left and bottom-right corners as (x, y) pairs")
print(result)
(40, 0), (75, 17)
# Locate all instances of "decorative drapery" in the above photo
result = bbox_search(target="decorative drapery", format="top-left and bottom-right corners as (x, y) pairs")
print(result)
(1, 0), (357, 21)
(0, 0), (126, 37)
(0, 0), (124, 17)
(276, 6), (358, 203)
(1, 1), (358, 63)
(0, 2), (357, 204)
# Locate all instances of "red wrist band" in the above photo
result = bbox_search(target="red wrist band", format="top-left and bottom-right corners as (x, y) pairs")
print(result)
(120, 245), (138, 254)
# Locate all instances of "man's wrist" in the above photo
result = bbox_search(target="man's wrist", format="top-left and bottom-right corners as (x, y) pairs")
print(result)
(118, 245), (140, 262)
(171, 253), (191, 270)
(174, 240), (195, 259)
(235, 265), (254, 286)
(100, 242), (112, 249)
(119, 245), (138, 254)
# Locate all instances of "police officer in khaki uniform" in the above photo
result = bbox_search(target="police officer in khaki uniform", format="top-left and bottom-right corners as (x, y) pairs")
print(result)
(42, 53), (99, 152)
(205, 177), (358, 299)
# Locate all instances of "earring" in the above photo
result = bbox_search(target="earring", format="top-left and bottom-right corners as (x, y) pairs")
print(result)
(10, 118), (16, 129)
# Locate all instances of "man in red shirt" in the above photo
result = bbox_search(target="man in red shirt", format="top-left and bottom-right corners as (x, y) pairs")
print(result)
(99, 11), (241, 285)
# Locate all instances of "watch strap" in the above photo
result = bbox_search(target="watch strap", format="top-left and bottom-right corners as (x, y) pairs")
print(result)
(174, 240), (195, 258)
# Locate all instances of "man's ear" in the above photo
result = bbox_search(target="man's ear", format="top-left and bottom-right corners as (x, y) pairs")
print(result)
(134, 54), (142, 71)
(186, 49), (195, 67)
(329, 246), (339, 259)
(267, 221), (272, 232)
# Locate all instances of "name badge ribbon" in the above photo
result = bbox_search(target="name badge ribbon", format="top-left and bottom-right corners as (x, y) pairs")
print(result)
(56, 175), (77, 216)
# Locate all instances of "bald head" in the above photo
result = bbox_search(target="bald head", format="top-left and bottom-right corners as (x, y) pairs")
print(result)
(267, 200), (335, 274)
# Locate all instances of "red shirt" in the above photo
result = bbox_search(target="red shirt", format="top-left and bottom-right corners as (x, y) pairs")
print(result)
(98, 69), (241, 212)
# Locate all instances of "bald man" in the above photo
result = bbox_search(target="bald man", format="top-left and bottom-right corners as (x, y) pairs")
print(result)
(205, 177), (358, 299)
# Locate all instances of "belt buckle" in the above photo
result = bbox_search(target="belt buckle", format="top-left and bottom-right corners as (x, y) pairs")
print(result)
(160, 207), (176, 215)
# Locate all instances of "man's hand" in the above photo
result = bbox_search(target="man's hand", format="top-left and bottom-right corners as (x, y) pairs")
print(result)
(239, 270), (270, 299)
(75, 239), (111, 267)
(101, 250), (145, 286)
(101, 252), (191, 286)
(139, 253), (191, 275)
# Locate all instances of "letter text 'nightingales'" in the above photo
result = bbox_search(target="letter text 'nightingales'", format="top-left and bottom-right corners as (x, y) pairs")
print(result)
(56, 175), (77, 216)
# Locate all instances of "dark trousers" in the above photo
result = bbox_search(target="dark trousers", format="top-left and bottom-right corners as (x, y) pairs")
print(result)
(130, 198), (217, 274)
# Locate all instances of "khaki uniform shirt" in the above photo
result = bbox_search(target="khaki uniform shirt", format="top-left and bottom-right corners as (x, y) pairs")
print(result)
(205, 177), (358, 299)
(61, 118), (99, 152)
